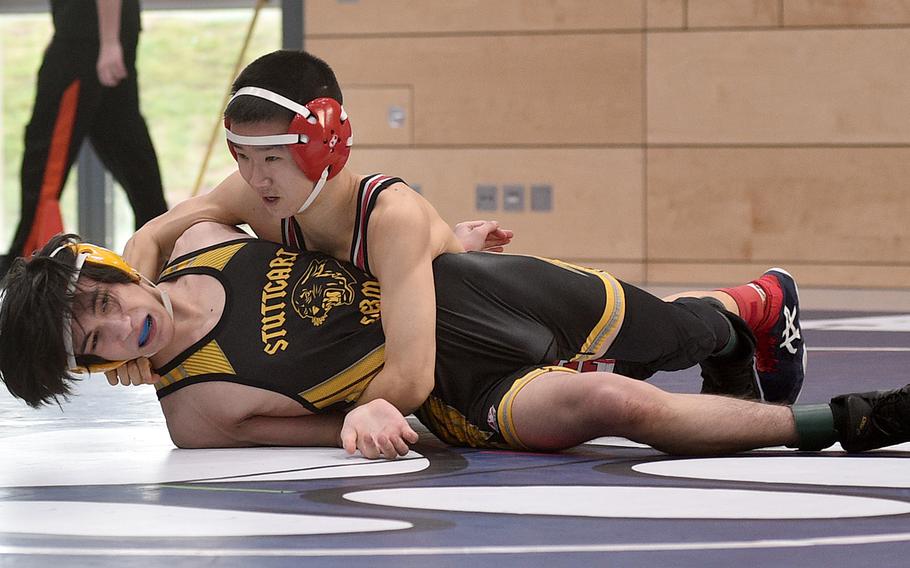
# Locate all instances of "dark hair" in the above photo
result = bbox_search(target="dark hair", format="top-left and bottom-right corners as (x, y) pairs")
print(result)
(225, 50), (343, 125)
(0, 234), (133, 408)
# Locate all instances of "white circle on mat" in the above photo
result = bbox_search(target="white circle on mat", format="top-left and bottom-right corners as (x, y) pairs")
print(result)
(0, 427), (427, 487)
(585, 439), (910, 453)
(344, 486), (910, 519)
(0, 501), (411, 537)
(633, 456), (910, 488)
(585, 437), (651, 448)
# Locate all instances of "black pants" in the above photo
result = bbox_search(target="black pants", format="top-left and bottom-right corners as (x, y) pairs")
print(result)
(4, 35), (167, 272)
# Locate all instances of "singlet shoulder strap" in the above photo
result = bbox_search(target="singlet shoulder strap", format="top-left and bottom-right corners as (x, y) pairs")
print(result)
(154, 240), (255, 395)
(280, 216), (307, 251)
(155, 339), (237, 394)
(350, 174), (405, 274)
(159, 239), (252, 282)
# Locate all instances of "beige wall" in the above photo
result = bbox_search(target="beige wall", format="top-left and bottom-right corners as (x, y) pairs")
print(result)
(305, 0), (910, 289)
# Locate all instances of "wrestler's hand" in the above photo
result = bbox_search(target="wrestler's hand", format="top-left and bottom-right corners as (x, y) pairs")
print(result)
(96, 42), (127, 87)
(340, 399), (419, 459)
(454, 220), (514, 253)
(122, 230), (164, 282)
(104, 358), (160, 386)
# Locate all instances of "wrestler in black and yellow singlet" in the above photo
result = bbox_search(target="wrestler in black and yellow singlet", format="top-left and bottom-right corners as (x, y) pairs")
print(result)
(152, 237), (625, 450)
(154, 238), (388, 413)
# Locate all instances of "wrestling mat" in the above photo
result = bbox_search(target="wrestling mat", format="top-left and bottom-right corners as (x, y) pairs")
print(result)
(1, 311), (909, 567)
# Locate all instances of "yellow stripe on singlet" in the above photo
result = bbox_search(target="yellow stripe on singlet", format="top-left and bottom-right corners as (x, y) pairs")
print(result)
(497, 365), (578, 450)
(155, 340), (236, 390)
(418, 395), (498, 448)
(300, 345), (386, 409)
(159, 242), (247, 279)
(534, 256), (625, 361)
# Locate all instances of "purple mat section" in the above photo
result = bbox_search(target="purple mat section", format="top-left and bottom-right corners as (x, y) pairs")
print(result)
(1, 311), (908, 567)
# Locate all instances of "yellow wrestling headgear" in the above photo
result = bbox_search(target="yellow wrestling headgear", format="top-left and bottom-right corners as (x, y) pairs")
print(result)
(65, 243), (142, 283)
(51, 242), (171, 374)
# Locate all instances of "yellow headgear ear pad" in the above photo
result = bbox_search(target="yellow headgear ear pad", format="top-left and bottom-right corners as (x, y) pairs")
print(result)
(68, 243), (141, 283)
(72, 358), (128, 375)
(61, 243), (138, 374)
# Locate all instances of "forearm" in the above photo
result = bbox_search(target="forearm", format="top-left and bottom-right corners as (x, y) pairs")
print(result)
(172, 412), (346, 449)
(96, 0), (121, 46)
(235, 413), (346, 447)
(357, 364), (434, 415)
(133, 195), (241, 260)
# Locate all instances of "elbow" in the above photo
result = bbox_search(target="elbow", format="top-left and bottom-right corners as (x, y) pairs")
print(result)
(166, 422), (244, 449)
(168, 428), (207, 449)
(399, 368), (435, 412)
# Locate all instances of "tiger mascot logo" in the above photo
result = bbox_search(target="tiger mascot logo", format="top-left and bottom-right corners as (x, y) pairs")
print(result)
(291, 259), (356, 326)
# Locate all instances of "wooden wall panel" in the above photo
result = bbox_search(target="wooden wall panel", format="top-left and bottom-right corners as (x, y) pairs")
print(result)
(293, 3), (910, 291)
(342, 86), (412, 146)
(647, 147), (910, 265)
(308, 34), (643, 145)
(305, 0), (643, 35)
(648, 262), (910, 289)
(689, 0), (780, 27)
(647, 0), (685, 28)
(785, 0), (910, 27)
(648, 29), (910, 143)
(347, 148), (644, 268)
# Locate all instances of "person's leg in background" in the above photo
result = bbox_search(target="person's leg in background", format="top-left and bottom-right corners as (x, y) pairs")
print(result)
(2, 39), (101, 279)
(87, 43), (167, 230)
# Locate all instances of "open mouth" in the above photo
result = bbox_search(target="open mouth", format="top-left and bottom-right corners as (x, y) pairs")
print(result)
(138, 315), (152, 348)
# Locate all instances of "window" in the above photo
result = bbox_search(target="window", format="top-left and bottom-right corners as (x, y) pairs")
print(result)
(0, 5), (280, 253)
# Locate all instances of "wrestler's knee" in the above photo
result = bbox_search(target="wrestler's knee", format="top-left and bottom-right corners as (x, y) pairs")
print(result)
(576, 376), (665, 433)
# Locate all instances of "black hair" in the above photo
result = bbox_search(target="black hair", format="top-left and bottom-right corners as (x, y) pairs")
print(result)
(224, 49), (343, 125)
(0, 234), (133, 408)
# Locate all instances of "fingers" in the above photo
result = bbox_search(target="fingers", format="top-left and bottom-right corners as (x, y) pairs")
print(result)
(97, 63), (126, 87)
(103, 359), (159, 386)
(373, 433), (397, 460)
(340, 425), (357, 455)
(127, 362), (143, 386)
(391, 432), (414, 456)
(341, 401), (416, 459)
(349, 426), (416, 460)
(357, 432), (410, 460)
(136, 358), (160, 384)
(96, 53), (127, 87)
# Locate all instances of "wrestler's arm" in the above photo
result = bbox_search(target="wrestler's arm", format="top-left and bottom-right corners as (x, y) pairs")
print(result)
(163, 390), (415, 459)
(355, 190), (439, 414)
(122, 171), (254, 280)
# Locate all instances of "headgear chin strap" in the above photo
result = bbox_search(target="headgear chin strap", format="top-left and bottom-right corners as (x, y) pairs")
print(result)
(224, 86), (353, 213)
(51, 242), (174, 374)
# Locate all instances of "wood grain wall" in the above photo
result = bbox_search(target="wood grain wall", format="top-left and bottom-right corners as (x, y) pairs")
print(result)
(302, 0), (910, 289)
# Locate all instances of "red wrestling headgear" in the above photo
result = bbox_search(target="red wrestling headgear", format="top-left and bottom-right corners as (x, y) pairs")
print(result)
(224, 87), (354, 212)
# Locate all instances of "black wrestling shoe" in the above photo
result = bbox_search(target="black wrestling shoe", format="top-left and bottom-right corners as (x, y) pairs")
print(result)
(699, 310), (761, 400)
(830, 384), (910, 452)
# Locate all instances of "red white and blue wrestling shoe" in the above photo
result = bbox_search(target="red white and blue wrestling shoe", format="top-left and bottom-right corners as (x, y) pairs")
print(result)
(753, 268), (806, 404)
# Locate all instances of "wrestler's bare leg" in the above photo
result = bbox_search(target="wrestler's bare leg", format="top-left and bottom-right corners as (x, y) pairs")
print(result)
(510, 369), (796, 455)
